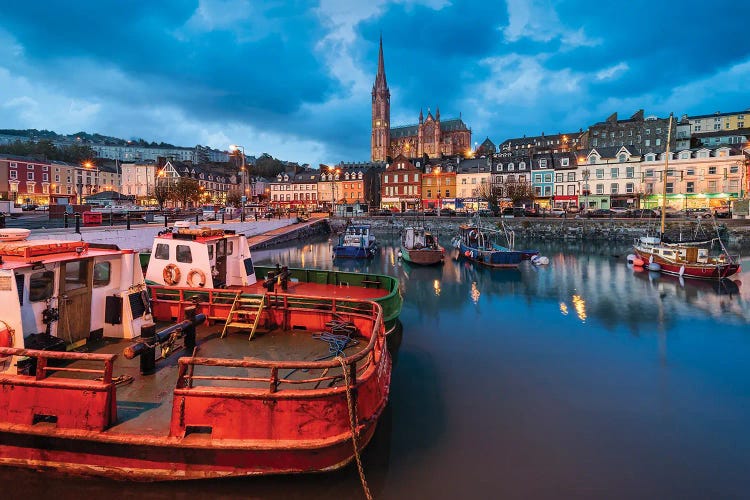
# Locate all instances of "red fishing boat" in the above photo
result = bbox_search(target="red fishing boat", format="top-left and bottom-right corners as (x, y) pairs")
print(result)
(0, 237), (392, 480)
(632, 114), (741, 280)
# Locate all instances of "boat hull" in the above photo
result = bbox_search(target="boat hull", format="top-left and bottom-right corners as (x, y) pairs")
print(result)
(633, 248), (740, 280)
(458, 241), (523, 268)
(332, 244), (376, 259)
(400, 246), (444, 265)
(0, 379), (386, 481)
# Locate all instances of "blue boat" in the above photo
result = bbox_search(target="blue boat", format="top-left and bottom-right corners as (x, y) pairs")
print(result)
(454, 223), (524, 267)
(333, 223), (377, 259)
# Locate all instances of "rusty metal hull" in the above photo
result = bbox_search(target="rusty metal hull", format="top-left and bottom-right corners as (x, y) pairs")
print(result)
(0, 395), (385, 480)
(0, 292), (391, 481)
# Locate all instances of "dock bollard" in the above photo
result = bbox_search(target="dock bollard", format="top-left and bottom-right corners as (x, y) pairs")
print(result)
(126, 213), (131, 230)
(221, 212), (225, 224)
(74, 213), (81, 234)
(0, 213), (5, 229)
(196, 213), (199, 225)
(64, 212), (69, 228)
(139, 323), (157, 375)
(184, 306), (197, 351)
(164, 213), (168, 228)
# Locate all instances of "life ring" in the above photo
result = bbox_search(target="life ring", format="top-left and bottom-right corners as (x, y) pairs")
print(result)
(468, 230), (478, 239)
(163, 264), (181, 285)
(0, 320), (15, 361)
(187, 268), (207, 288)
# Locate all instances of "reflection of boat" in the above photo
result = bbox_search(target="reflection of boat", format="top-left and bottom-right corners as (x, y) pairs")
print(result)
(453, 224), (524, 268)
(142, 227), (402, 334)
(632, 114), (741, 280)
(631, 265), (741, 296)
(400, 226), (444, 265)
(0, 285), (390, 480)
(333, 224), (377, 259)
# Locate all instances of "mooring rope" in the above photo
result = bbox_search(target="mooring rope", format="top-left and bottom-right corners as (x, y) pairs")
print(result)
(336, 355), (372, 500)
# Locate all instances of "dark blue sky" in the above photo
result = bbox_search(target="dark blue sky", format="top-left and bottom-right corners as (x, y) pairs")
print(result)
(1, 0), (748, 165)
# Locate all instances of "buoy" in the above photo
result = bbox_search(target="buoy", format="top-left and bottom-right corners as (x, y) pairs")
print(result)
(531, 255), (549, 266)
(632, 257), (644, 267)
(647, 262), (661, 272)
(397, 250), (402, 258)
(626, 254), (636, 264)
(679, 265), (685, 277)
(0, 320), (14, 360)
(464, 250), (471, 258)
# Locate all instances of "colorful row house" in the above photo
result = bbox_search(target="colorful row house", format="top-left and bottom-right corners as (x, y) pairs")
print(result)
(380, 154), (422, 212)
(269, 170), (320, 212)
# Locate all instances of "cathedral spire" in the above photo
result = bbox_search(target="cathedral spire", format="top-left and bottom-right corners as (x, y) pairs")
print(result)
(419, 108), (424, 123)
(375, 34), (387, 88)
(436, 106), (440, 121)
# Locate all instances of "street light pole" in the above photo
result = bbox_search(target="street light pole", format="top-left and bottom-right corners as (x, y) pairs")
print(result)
(435, 166), (442, 217)
(230, 145), (247, 221)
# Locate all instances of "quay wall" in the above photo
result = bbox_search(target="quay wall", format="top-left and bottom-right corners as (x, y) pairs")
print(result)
(248, 219), (331, 249)
(332, 217), (750, 246)
(28, 219), (297, 251)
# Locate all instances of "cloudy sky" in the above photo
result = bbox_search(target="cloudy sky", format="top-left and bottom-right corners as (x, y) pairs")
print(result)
(1, 0), (748, 166)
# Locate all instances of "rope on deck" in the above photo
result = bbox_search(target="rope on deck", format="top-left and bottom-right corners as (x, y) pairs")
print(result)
(336, 355), (372, 500)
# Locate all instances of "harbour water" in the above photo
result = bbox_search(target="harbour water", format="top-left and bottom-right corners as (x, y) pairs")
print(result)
(6, 231), (750, 499)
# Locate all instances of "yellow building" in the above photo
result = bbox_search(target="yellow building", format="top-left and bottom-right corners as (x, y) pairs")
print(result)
(687, 109), (748, 133)
(421, 165), (456, 210)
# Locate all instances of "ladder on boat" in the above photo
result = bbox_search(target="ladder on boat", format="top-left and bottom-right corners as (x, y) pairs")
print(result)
(221, 292), (266, 340)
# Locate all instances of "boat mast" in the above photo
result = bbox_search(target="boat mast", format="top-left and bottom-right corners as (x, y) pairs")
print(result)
(660, 113), (674, 237)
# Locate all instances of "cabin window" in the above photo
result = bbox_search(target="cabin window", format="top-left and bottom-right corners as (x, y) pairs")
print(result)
(176, 245), (193, 263)
(29, 271), (55, 302)
(93, 262), (111, 287)
(227, 241), (234, 255)
(208, 245), (214, 261)
(155, 243), (170, 260)
(64, 261), (89, 291)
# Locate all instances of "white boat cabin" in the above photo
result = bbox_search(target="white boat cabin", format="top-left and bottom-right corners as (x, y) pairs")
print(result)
(341, 224), (376, 247)
(145, 227), (257, 288)
(401, 227), (436, 250)
(0, 239), (148, 374)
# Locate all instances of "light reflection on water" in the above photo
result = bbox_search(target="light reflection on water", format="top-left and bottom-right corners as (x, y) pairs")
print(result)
(9, 231), (750, 499)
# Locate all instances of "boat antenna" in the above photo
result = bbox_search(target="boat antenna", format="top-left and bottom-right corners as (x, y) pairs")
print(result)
(660, 113), (674, 239)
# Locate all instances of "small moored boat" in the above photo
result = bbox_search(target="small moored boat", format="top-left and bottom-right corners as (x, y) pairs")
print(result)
(400, 226), (444, 265)
(0, 228), (31, 241)
(333, 223), (377, 259)
(453, 224), (525, 268)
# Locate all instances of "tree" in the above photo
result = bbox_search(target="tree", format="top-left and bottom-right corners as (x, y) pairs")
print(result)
(225, 191), (242, 208)
(504, 178), (536, 207)
(172, 177), (201, 208)
(153, 181), (173, 210)
(476, 182), (503, 213)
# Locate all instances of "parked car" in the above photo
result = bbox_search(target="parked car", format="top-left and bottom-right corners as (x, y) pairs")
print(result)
(423, 209), (437, 216)
(477, 209), (496, 217)
(21, 204), (38, 211)
(34, 205), (49, 211)
(627, 208), (658, 218)
(654, 207), (680, 218)
(548, 208), (566, 217)
(714, 206), (731, 218)
(678, 208), (712, 219)
(586, 208), (615, 218)
(439, 208), (456, 216)
(374, 208), (393, 216)
(609, 207), (629, 216)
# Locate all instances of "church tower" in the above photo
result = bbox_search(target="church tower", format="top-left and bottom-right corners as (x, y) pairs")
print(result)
(371, 36), (390, 162)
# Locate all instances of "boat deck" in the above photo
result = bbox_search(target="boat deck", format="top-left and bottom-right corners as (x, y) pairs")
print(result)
(46, 324), (369, 436)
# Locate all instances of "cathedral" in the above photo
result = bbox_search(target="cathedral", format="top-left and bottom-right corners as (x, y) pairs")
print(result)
(371, 38), (472, 162)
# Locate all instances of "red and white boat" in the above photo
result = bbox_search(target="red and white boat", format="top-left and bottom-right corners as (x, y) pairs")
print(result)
(633, 236), (740, 279)
(0, 233), (392, 481)
(631, 114), (741, 281)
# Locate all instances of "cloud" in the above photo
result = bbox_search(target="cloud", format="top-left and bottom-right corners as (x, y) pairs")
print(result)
(501, 0), (599, 49)
(595, 62), (629, 81)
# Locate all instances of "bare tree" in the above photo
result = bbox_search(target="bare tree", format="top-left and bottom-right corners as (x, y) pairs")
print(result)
(504, 178), (536, 206)
(476, 182), (503, 213)
(172, 177), (201, 208)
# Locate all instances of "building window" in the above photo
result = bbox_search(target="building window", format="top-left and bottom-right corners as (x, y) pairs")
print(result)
(566, 185), (575, 195)
(567, 172), (575, 182)
(730, 165), (739, 174)
(519, 162), (526, 169)
(538, 159), (546, 168)
(686, 182), (695, 193)
(618, 154), (627, 162)
(596, 169), (604, 179)
(596, 184), (604, 194)
(708, 180), (717, 191)
(645, 169), (654, 177)
(626, 167), (634, 178)
(610, 183), (618, 194)
(611, 168), (619, 179)
(655, 139), (661, 146)
(666, 182), (674, 194)
(544, 174), (552, 182)
(644, 139), (651, 147)
(27, 172), (34, 180)
(508, 163), (514, 171)
(9, 170), (17, 179)
(708, 166), (717, 175)
(561, 158), (569, 167)
(556, 173), (563, 182)
(626, 183), (634, 193)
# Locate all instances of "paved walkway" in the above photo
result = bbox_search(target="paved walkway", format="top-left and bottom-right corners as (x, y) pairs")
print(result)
(246, 218), (328, 249)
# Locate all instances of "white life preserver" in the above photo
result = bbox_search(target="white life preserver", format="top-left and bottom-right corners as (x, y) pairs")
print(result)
(187, 268), (207, 288)
(163, 264), (181, 285)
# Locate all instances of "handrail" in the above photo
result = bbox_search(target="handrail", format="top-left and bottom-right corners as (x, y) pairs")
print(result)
(148, 286), (386, 392)
(0, 347), (116, 383)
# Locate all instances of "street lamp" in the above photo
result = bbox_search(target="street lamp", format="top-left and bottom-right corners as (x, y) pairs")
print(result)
(328, 166), (340, 216)
(230, 145), (247, 221)
(433, 166), (442, 217)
